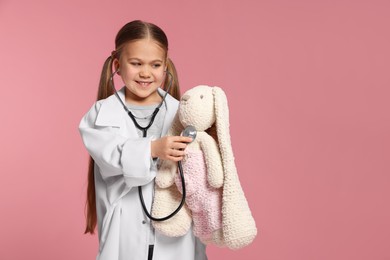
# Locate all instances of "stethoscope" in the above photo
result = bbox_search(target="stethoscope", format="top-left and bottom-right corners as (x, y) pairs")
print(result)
(109, 68), (196, 221)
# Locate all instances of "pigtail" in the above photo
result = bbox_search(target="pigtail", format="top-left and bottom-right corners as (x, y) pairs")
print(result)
(97, 55), (115, 100)
(84, 55), (115, 235)
(164, 58), (181, 100)
(84, 157), (96, 234)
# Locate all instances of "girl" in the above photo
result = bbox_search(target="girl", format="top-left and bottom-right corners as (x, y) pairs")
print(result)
(79, 20), (207, 260)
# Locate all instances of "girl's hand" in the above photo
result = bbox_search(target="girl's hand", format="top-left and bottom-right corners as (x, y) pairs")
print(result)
(151, 136), (193, 162)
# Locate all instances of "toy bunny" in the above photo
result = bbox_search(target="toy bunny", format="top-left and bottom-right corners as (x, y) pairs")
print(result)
(151, 85), (257, 249)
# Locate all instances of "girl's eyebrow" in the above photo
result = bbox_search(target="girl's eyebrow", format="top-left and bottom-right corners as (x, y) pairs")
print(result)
(127, 58), (163, 63)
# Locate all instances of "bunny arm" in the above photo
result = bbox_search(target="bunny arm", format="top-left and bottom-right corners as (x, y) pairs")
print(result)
(155, 112), (183, 188)
(155, 159), (178, 188)
(197, 132), (224, 188)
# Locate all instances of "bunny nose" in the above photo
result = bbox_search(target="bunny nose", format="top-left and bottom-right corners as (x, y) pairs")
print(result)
(182, 95), (190, 101)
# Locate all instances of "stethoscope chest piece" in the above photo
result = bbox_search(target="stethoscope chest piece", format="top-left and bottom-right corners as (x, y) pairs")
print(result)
(181, 125), (197, 142)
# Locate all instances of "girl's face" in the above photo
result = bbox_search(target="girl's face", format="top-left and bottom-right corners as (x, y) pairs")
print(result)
(116, 39), (167, 105)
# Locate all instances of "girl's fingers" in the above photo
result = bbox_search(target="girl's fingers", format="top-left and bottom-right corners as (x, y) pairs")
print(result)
(166, 146), (186, 161)
(165, 136), (191, 150)
(171, 136), (193, 143)
(172, 142), (187, 150)
(170, 148), (185, 157)
(158, 135), (192, 161)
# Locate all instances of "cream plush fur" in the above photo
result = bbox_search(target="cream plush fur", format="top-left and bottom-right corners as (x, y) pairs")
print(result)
(151, 85), (257, 249)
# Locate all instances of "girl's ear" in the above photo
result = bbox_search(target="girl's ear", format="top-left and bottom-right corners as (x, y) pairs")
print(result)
(113, 58), (121, 75)
(213, 87), (233, 174)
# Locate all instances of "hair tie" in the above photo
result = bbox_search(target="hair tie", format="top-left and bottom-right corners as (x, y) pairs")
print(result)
(111, 50), (117, 59)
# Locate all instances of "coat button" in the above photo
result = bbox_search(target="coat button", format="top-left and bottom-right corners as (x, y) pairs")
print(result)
(142, 220), (146, 224)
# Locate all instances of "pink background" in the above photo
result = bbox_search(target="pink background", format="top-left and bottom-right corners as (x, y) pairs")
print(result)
(1, 0), (389, 259)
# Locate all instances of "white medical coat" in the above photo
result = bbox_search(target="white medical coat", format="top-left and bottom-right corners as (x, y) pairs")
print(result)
(79, 87), (207, 260)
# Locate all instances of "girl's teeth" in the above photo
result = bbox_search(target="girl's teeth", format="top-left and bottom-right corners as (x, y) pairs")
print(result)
(138, 81), (150, 86)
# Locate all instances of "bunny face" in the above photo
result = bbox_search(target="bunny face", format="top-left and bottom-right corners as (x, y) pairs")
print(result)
(179, 85), (216, 131)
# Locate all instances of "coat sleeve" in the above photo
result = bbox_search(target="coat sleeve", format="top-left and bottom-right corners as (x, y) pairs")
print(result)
(79, 101), (155, 188)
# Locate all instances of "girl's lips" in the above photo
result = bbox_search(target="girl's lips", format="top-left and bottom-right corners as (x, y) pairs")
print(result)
(136, 81), (152, 87)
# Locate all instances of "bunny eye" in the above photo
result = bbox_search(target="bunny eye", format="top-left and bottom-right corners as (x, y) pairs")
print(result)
(200, 94), (204, 99)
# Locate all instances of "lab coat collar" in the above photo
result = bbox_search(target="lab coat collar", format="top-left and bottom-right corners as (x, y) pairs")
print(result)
(95, 87), (126, 127)
(95, 87), (177, 129)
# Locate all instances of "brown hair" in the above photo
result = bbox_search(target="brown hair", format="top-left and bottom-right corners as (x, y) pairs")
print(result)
(84, 20), (180, 234)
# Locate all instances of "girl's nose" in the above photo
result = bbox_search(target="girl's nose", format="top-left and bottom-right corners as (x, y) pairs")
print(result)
(140, 66), (151, 78)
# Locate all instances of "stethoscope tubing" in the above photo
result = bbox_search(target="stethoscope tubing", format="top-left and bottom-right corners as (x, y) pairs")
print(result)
(109, 68), (187, 222)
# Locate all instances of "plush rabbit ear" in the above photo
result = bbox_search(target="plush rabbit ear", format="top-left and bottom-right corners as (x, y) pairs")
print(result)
(213, 86), (257, 249)
(213, 87), (233, 170)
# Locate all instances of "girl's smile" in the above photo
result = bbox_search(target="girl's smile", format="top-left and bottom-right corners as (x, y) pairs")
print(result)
(136, 81), (153, 87)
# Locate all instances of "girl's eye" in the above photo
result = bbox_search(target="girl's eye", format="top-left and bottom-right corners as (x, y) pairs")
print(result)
(130, 62), (141, 66)
(152, 64), (162, 68)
